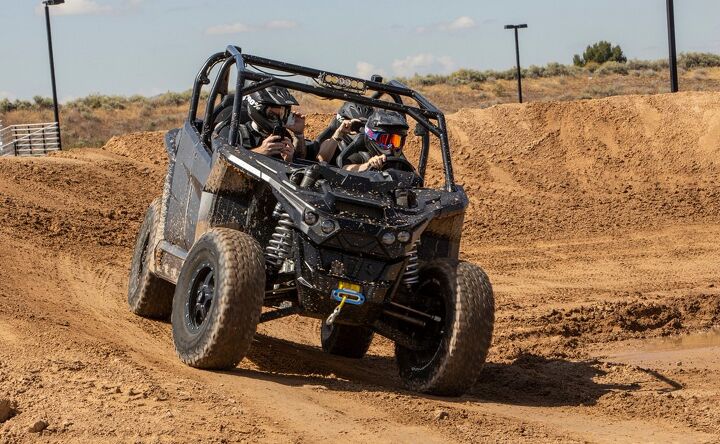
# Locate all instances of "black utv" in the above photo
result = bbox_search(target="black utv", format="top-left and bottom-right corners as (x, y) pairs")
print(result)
(127, 46), (494, 396)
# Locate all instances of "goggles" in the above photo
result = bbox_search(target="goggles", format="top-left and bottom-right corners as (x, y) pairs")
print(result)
(365, 127), (405, 150)
(265, 105), (291, 122)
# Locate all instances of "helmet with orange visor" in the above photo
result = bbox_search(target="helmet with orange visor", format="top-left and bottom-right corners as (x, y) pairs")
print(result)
(363, 109), (409, 156)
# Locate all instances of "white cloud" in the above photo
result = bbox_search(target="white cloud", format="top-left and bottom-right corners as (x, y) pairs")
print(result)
(447, 16), (475, 30)
(36, 0), (113, 16)
(206, 20), (298, 35)
(206, 23), (253, 35)
(0, 91), (15, 100)
(391, 54), (455, 77)
(416, 16), (477, 33)
(356, 62), (386, 79)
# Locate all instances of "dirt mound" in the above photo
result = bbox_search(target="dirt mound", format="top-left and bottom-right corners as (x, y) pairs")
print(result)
(102, 131), (167, 166)
(0, 149), (164, 263)
(492, 292), (720, 359)
(417, 91), (720, 246)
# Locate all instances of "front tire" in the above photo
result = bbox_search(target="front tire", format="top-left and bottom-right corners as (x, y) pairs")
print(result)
(171, 229), (265, 369)
(128, 197), (175, 319)
(320, 323), (374, 359)
(395, 260), (494, 396)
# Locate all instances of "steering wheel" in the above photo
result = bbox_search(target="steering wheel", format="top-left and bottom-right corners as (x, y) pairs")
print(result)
(380, 156), (416, 173)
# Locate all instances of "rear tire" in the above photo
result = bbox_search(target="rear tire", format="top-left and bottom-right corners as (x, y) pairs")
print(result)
(128, 197), (175, 319)
(395, 260), (494, 396)
(171, 229), (265, 369)
(320, 323), (374, 359)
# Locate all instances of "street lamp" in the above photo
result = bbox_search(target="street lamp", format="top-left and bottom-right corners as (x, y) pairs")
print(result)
(666, 0), (679, 92)
(43, 0), (64, 150)
(504, 24), (528, 103)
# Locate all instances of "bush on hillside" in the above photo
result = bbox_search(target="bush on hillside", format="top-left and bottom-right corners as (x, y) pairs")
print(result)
(679, 52), (720, 69)
(595, 61), (629, 76)
(574, 41), (627, 67)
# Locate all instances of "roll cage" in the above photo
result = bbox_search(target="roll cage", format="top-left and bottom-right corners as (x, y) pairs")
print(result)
(188, 45), (458, 192)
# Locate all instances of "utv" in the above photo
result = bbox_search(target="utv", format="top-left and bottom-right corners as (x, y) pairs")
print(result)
(127, 46), (494, 396)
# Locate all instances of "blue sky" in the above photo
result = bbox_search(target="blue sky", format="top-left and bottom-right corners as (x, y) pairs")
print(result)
(1, 0), (719, 101)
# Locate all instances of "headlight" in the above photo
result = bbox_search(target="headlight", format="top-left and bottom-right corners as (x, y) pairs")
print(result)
(397, 231), (411, 243)
(381, 232), (396, 245)
(303, 211), (318, 225)
(321, 219), (336, 234)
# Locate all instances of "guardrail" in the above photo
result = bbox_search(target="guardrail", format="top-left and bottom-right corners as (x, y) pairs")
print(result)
(0, 122), (60, 156)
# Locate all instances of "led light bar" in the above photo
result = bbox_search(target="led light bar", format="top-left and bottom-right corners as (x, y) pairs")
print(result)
(317, 73), (367, 93)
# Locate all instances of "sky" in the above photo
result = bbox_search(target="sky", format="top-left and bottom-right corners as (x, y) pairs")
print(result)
(1, 0), (719, 102)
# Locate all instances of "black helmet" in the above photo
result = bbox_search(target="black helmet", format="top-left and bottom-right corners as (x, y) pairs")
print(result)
(363, 109), (409, 156)
(245, 85), (299, 134)
(335, 101), (373, 123)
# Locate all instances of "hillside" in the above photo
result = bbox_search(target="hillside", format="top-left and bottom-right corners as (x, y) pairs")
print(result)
(2, 64), (720, 149)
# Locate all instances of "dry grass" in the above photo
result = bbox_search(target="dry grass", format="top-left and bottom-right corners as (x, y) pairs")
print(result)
(2, 66), (720, 148)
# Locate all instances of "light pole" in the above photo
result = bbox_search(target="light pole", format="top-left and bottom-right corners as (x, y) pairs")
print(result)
(43, 0), (64, 149)
(504, 24), (528, 103)
(666, 0), (679, 92)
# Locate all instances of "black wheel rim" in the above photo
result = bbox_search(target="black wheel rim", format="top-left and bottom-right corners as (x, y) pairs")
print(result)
(186, 261), (215, 331)
(405, 277), (447, 370)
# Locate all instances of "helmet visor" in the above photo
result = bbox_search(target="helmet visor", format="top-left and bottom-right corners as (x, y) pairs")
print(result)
(265, 105), (290, 123)
(365, 128), (405, 151)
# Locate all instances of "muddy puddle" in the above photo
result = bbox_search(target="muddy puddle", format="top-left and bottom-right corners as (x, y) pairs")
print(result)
(596, 328), (720, 371)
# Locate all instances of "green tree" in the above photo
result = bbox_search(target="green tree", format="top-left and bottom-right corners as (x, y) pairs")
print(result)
(574, 41), (627, 67)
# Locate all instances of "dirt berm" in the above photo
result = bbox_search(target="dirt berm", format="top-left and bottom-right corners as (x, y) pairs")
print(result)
(0, 92), (718, 443)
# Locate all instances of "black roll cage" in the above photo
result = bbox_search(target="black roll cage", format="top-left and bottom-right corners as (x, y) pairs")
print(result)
(188, 45), (457, 192)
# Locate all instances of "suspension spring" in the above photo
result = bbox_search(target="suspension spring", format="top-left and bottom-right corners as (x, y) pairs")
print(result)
(403, 242), (420, 286)
(265, 204), (294, 268)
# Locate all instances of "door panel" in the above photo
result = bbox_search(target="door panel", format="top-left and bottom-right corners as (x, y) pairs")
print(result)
(166, 121), (207, 251)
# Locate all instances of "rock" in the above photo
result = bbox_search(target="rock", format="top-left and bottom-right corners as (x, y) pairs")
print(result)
(433, 409), (449, 421)
(29, 420), (49, 433)
(0, 399), (17, 423)
(301, 384), (328, 391)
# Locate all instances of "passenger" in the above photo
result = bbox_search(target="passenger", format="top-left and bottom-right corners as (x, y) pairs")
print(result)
(315, 101), (373, 163)
(342, 109), (409, 172)
(236, 86), (307, 161)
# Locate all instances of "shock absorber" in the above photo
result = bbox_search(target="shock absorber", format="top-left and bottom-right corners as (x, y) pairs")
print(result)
(265, 203), (294, 268)
(403, 241), (420, 286)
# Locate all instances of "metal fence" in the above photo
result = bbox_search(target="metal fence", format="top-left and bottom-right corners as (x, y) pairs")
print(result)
(0, 122), (60, 157)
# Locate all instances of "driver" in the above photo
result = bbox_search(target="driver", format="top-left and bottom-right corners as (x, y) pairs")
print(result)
(237, 86), (307, 162)
(343, 109), (409, 172)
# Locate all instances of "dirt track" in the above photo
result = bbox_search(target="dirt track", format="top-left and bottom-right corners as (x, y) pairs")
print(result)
(0, 92), (719, 443)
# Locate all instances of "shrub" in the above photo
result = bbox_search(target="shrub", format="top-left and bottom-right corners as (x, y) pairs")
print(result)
(544, 62), (577, 77)
(574, 41), (627, 66)
(679, 52), (720, 69)
(68, 94), (128, 110)
(154, 90), (192, 107)
(626, 59), (667, 71)
(525, 65), (545, 78)
(491, 82), (506, 97)
(583, 61), (601, 73)
(448, 69), (487, 84)
(33, 96), (54, 109)
(595, 61), (629, 76)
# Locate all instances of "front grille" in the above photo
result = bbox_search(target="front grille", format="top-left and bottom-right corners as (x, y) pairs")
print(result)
(334, 200), (384, 219)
